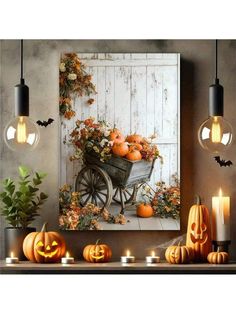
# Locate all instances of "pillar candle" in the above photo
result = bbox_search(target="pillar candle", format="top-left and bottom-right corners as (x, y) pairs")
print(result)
(212, 188), (230, 241)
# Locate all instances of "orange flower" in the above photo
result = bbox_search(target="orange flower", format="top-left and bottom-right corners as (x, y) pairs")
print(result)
(87, 98), (95, 105)
(64, 110), (75, 120)
(64, 98), (71, 104)
(84, 118), (94, 127)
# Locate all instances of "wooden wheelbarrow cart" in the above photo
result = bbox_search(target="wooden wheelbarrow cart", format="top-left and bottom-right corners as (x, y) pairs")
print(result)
(75, 153), (155, 214)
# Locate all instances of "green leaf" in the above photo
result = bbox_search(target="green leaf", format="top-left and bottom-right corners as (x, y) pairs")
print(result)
(33, 178), (42, 186)
(3, 178), (13, 187)
(15, 191), (22, 198)
(28, 186), (39, 193)
(36, 172), (47, 179)
(40, 192), (48, 200)
(0, 192), (7, 199)
(18, 166), (30, 178)
(2, 196), (12, 207)
(19, 185), (29, 194)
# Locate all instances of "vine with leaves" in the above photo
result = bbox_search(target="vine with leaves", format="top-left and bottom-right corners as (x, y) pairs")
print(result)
(59, 53), (96, 120)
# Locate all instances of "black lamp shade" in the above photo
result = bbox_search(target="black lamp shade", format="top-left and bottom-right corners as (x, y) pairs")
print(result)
(209, 78), (224, 117)
(15, 78), (29, 116)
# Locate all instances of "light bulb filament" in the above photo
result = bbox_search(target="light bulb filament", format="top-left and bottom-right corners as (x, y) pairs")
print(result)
(16, 117), (27, 143)
(211, 117), (222, 143)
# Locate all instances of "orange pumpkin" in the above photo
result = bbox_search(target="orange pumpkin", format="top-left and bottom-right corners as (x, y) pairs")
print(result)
(126, 134), (143, 144)
(125, 149), (142, 161)
(112, 142), (129, 157)
(110, 128), (125, 144)
(129, 143), (143, 151)
(23, 222), (66, 263)
(136, 203), (153, 218)
(83, 240), (112, 263)
(207, 251), (229, 264)
(165, 244), (194, 264)
(186, 196), (212, 262)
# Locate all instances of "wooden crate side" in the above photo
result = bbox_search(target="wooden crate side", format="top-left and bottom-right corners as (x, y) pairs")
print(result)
(85, 154), (132, 186)
(126, 160), (155, 186)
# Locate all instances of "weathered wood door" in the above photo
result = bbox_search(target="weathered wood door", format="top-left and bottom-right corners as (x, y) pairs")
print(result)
(60, 53), (180, 188)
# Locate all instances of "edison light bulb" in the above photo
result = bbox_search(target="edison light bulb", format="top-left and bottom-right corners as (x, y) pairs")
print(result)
(198, 116), (233, 153)
(4, 116), (40, 151)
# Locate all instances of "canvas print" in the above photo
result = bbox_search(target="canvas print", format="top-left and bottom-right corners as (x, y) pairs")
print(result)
(59, 53), (180, 231)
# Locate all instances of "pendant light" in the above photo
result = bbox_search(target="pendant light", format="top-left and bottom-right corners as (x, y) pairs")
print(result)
(198, 40), (233, 153)
(4, 40), (40, 151)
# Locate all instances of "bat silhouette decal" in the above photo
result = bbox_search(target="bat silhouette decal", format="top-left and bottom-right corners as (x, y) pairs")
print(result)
(36, 118), (54, 127)
(214, 156), (233, 167)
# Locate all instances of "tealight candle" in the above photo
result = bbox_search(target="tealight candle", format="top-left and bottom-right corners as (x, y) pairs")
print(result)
(61, 251), (74, 264)
(121, 250), (135, 264)
(6, 252), (19, 264)
(146, 251), (160, 264)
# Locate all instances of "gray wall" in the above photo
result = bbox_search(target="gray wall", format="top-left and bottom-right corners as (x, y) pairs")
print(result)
(1, 40), (236, 260)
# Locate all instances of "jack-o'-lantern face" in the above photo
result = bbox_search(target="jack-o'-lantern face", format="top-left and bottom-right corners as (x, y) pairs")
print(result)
(190, 222), (208, 244)
(23, 222), (66, 263)
(36, 240), (59, 258)
(90, 247), (105, 260)
(83, 241), (112, 263)
(165, 245), (193, 264)
(186, 198), (212, 262)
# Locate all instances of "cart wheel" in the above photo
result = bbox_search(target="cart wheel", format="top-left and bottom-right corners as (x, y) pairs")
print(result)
(112, 185), (138, 205)
(75, 165), (113, 209)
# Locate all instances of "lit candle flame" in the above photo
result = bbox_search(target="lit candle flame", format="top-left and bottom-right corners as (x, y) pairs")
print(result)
(219, 188), (223, 197)
(151, 251), (155, 257)
(126, 250), (130, 257)
(66, 251), (70, 258)
(10, 252), (14, 258)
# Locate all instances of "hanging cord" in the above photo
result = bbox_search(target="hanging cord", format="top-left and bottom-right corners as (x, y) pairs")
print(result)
(215, 39), (218, 81)
(20, 39), (24, 83)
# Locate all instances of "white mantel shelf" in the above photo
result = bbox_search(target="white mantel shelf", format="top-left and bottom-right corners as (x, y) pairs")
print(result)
(1, 261), (236, 274)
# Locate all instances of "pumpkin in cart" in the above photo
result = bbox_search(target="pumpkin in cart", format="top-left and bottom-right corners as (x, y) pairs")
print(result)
(83, 240), (112, 263)
(207, 250), (229, 264)
(186, 195), (212, 262)
(23, 222), (66, 263)
(136, 203), (153, 218)
(126, 134), (143, 144)
(125, 148), (142, 161)
(129, 143), (143, 151)
(109, 128), (125, 144)
(112, 142), (129, 157)
(165, 243), (194, 264)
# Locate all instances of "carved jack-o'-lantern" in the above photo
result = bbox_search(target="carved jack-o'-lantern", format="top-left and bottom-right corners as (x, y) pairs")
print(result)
(165, 243), (194, 264)
(83, 240), (112, 263)
(186, 196), (212, 262)
(23, 222), (66, 263)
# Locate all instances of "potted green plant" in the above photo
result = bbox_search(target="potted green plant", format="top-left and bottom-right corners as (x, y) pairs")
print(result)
(0, 166), (48, 260)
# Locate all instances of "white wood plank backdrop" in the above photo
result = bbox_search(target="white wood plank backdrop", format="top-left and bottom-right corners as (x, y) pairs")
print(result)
(60, 53), (180, 190)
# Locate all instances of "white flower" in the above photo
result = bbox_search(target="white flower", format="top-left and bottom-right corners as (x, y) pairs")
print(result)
(68, 73), (77, 80)
(100, 139), (109, 147)
(100, 126), (110, 137)
(104, 130), (110, 137)
(60, 63), (66, 72)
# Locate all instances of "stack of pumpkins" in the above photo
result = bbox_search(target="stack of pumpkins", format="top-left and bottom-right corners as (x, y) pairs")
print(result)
(110, 129), (143, 161)
(165, 196), (229, 264)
